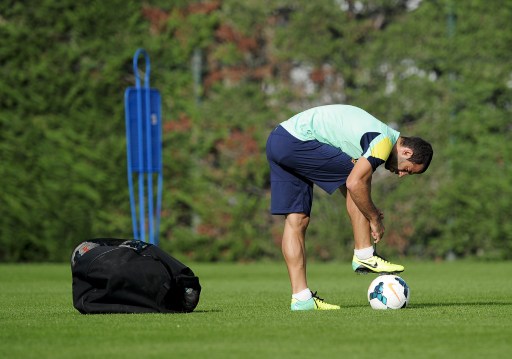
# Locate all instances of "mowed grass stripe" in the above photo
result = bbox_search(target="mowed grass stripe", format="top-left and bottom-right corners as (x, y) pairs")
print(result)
(1, 261), (511, 359)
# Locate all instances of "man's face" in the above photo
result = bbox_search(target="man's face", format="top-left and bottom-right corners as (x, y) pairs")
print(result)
(385, 150), (424, 177)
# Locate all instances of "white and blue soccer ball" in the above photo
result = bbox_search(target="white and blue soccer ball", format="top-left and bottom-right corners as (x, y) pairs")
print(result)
(368, 275), (410, 310)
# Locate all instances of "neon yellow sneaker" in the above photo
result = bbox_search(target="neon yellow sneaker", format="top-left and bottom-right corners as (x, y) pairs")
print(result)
(352, 254), (404, 274)
(290, 291), (340, 311)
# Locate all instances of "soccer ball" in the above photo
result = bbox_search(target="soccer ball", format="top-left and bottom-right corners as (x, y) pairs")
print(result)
(368, 275), (410, 310)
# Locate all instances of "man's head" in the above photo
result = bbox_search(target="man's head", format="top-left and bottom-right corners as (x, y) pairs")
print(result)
(385, 136), (433, 177)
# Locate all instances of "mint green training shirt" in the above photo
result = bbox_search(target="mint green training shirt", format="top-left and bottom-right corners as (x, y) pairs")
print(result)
(280, 105), (400, 171)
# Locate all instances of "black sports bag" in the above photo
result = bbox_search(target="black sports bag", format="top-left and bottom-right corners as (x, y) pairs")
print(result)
(71, 238), (201, 314)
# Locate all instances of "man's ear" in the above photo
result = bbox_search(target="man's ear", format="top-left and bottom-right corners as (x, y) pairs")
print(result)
(400, 147), (413, 159)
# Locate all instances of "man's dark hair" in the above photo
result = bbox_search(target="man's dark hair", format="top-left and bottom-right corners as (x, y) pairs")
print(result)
(400, 136), (433, 173)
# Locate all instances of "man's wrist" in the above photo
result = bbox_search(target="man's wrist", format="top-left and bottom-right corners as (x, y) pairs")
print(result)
(368, 210), (381, 222)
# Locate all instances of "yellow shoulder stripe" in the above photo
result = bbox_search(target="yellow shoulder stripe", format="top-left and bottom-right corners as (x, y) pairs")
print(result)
(370, 137), (393, 161)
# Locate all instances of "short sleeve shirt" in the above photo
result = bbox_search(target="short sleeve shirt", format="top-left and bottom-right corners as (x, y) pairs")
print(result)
(280, 105), (400, 171)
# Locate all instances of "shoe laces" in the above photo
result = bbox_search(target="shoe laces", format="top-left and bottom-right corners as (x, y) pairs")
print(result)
(310, 291), (325, 302)
(374, 253), (392, 264)
(373, 245), (393, 263)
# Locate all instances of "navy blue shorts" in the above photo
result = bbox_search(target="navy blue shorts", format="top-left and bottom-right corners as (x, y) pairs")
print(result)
(266, 125), (355, 216)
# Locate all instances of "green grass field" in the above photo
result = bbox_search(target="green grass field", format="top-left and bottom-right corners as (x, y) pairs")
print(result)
(1, 261), (511, 358)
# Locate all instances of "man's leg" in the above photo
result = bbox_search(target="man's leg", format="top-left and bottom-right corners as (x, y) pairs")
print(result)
(283, 212), (340, 311)
(282, 213), (310, 294)
(340, 186), (404, 274)
(266, 126), (340, 310)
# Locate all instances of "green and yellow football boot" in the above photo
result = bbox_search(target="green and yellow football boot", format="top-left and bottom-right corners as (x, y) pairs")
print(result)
(352, 254), (404, 274)
(290, 291), (340, 311)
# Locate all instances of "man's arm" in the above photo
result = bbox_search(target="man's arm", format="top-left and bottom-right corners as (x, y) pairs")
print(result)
(345, 157), (385, 242)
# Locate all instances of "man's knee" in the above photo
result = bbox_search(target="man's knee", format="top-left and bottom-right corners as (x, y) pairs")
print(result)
(285, 213), (310, 231)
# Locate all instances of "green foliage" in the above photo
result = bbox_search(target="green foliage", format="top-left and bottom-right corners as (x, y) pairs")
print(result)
(0, 0), (148, 260)
(161, 84), (281, 261)
(274, 2), (347, 64)
(1, 0), (511, 262)
(351, 0), (512, 260)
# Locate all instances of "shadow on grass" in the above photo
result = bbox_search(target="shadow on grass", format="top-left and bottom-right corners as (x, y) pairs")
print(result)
(191, 309), (223, 313)
(343, 304), (372, 309)
(410, 301), (512, 309)
(341, 301), (512, 309)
